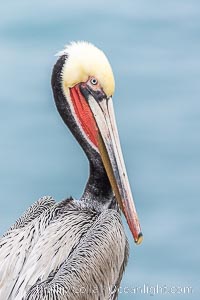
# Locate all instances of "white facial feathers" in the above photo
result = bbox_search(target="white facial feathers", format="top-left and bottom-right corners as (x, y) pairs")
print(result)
(58, 41), (115, 97)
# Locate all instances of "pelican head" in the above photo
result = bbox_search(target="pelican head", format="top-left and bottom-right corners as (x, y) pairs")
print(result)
(52, 41), (143, 244)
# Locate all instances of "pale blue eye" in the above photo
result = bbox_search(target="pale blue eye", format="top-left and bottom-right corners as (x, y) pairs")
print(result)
(90, 78), (98, 85)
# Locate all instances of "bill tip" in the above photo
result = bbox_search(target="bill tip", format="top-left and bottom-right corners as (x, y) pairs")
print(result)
(135, 232), (143, 245)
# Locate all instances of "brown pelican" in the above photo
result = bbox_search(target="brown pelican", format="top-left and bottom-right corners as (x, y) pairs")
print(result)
(0, 41), (142, 300)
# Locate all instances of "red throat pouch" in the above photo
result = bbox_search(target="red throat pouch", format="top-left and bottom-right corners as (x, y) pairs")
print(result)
(69, 85), (98, 149)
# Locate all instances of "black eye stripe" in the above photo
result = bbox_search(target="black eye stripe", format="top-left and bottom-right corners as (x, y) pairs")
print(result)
(80, 84), (106, 103)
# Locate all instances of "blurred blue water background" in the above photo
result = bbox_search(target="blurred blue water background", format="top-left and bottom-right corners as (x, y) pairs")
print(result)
(0, 0), (200, 299)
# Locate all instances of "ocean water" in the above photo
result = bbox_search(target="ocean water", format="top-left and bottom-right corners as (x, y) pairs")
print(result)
(0, 0), (200, 299)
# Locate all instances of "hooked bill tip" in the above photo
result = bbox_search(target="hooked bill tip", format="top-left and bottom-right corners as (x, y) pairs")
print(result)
(135, 232), (143, 245)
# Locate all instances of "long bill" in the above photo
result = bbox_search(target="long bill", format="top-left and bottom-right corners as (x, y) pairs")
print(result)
(88, 95), (143, 244)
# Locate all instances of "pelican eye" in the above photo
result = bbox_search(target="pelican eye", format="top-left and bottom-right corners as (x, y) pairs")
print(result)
(90, 77), (98, 85)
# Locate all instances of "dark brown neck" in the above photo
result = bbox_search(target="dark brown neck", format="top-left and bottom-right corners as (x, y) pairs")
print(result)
(51, 55), (114, 208)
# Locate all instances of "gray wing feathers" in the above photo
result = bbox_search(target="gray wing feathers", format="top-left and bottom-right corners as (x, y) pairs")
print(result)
(24, 210), (128, 300)
(0, 198), (128, 300)
(3, 196), (55, 236)
(0, 196), (56, 299)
